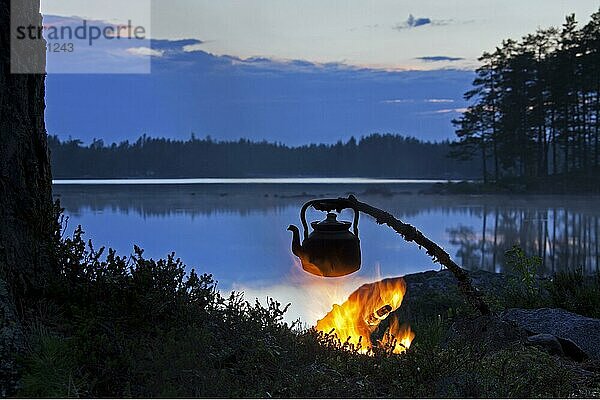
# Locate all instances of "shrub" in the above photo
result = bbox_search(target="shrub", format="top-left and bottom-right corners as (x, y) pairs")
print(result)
(504, 245), (547, 308)
(501, 246), (600, 319)
(547, 269), (600, 319)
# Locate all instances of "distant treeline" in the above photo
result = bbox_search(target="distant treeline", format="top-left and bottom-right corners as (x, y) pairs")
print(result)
(48, 134), (479, 179)
(452, 9), (600, 181)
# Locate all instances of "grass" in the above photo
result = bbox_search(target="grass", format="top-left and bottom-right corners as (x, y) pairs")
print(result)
(12, 217), (600, 397)
(490, 245), (600, 317)
(547, 269), (600, 319)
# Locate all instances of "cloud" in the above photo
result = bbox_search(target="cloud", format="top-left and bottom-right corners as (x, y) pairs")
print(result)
(349, 23), (381, 32)
(126, 47), (164, 57)
(422, 108), (468, 115)
(407, 14), (431, 28)
(47, 36), (474, 145)
(43, 14), (155, 73)
(426, 99), (455, 103)
(382, 99), (457, 105)
(394, 14), (431, 30)
(416, 56), (465, 62)
(380, 99), (415, 104)
(151, 39), (203, 52)
(394, 14), (454, 31)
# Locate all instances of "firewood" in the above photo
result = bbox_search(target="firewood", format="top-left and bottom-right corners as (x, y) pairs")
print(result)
(366, 304), (393, 326)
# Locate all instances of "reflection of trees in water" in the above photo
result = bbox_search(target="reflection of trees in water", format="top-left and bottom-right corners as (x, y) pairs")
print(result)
(448, 208), (600, 275)
(53, 185), (485, 219)
(54, 185), (600, 274)
(448, 226), (480, 268)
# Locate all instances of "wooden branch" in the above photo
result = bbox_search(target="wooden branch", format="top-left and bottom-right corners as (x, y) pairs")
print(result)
(312, 195), (490, 316)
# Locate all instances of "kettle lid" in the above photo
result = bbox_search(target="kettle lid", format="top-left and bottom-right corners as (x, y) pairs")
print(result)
(311, 213), (352, 231)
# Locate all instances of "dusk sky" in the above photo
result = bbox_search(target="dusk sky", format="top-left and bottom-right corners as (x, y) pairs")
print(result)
(42, 1), (600, 144)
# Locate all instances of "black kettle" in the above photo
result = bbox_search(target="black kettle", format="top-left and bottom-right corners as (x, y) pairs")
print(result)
(288, 202), (361, 277)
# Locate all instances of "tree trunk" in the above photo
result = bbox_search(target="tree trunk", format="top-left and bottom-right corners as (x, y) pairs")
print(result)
(551, 108), (557, 175)
(595, 78), (599, 168)
(0, 0), (55, 299)
(481, 141), (488, 184)
(480, 207), (487, 270)
(492, 112), (499, 181)
(564, 104), (570, 174)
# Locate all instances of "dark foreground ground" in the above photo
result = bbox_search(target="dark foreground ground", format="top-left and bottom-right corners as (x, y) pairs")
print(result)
(1, 223), (600, 398)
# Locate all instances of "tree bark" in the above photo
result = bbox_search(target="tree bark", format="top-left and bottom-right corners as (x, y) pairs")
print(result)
(0, 0), (55, 299)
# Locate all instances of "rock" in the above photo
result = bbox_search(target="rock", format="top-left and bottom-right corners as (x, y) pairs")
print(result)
(398, 270), (597, 362)
(555, 337), (589, 362)
(526, 334), (564, 356)
(444, 315), (527, 354)
(403, 269), (508, 298)
(397, 269), (509, 322)
(502, 308), (600, 360)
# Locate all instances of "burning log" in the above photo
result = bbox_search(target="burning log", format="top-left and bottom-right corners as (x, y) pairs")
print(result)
(366, 304), (393, 326)
(315, 277), (414, 354)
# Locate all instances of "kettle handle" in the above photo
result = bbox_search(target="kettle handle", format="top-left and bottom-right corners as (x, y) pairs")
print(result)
(300, 199), (360, 240)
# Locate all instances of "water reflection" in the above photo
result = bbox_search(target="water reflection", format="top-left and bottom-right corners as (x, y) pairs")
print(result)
(449, 206), (600, 275)
(52, 183), (600, 324)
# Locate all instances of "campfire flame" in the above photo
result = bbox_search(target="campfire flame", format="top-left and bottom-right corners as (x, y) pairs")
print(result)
(315, 277), (414, 354)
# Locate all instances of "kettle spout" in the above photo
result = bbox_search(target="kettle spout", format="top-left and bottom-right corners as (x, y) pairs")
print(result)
(287, 224), (302, 256)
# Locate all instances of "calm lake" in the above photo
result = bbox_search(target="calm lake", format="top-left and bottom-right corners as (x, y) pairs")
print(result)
(52, 180), (600, 324)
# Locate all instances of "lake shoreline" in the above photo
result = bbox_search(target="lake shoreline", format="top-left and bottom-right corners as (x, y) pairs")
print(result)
(427, 174), (600, 195)
(51, 177), (468, 185)
(50, 177), (600, 197)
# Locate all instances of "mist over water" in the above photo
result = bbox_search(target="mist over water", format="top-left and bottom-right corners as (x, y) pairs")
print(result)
(53, 182), (600, 323)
